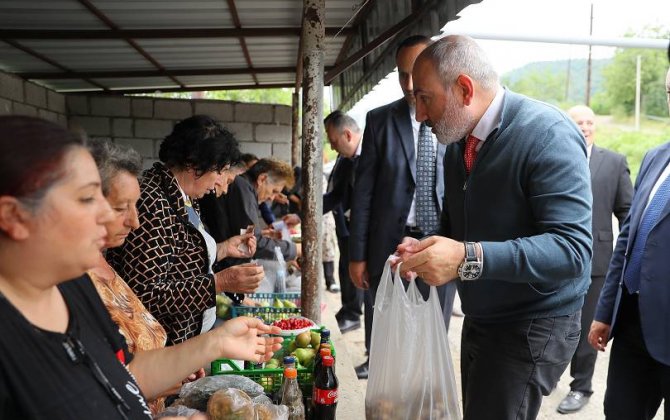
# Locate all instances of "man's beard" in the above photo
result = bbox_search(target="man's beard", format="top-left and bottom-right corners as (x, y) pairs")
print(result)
(433, 96), (476, 145)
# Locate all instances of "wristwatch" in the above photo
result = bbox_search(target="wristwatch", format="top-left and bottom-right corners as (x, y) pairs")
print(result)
(457, 241), (482, 281)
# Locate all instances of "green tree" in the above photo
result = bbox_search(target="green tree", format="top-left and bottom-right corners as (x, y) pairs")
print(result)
(502, 67), (566, 106)
(599, 26), (669, 117)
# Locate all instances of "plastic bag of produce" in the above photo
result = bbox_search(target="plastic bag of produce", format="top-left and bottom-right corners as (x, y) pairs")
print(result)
(154, 405), (203, 418)
(178, 375), (264, 411)
(254, 403), (289, 420)
(208, 388), (254, 420)
(366, 258), (461, 419)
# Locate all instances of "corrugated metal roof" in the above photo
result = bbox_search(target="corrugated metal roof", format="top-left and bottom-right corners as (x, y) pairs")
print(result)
(0, 0), (479, 109)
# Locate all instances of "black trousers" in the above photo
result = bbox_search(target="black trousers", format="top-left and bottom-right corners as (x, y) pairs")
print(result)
(604, 291), (670, 420)
(569, 275), (605, 395)
(460, 311), (581, 420)
(335, 234), (363, 322)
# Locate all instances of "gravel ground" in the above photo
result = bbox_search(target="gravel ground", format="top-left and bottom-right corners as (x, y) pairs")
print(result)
(324, 290), (664, 419)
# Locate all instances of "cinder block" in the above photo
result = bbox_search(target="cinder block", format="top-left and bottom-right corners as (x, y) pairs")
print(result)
(25, 83), (47, 108)
(142, 158), (160, 171)
(112, 118), (133, 137)
(240, 141), (272, 158)
(272, 143), (292, 163)
(57, 114), (67, 126)
(66, 95), (89, 115)
(255, 123), (291, 143)
(225, 122), (253, 142)
(70, 116), (110, 136)
(132, 98), (153, 118)
(154, 99), (192, 120)
(0, 72), (24, 102)
(274, 105), (292, 125)
(47, 90), (66, 113)
(91, 96), (130, 117)
(38, 109), (58, 123)
(234, 103), (273, 123)
(134, 119), (173, 139)
(115, 138), (155, 158)
(194, 101), (234, 122)
(0, 98), (11, 114)
(12, 103), (37, 116)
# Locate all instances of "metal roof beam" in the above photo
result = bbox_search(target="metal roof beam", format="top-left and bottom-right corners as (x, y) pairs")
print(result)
(0, 27), (351, 40)
(226, 0), (258, 85)
(19, 66), (331, 80)
(92, 82), (293, 95)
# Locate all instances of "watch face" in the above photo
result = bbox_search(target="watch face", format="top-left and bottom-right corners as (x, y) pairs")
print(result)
(461, 262), (482, 280)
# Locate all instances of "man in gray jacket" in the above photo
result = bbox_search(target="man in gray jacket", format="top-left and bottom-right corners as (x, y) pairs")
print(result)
(399, 35), (592, 419)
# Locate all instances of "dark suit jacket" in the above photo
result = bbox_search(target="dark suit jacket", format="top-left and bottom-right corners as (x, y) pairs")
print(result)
(349, 98), (446, 278)
(323, 155), (357, 238)
(589, 145), (633, 277)
(595, 141), (670, 365)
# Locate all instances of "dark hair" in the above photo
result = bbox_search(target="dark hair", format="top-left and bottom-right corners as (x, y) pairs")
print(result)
(240, 153), (259, 165)
(0, 115), (83, 209)
(158, 115), (240, 175)
(87, 139), (142, 196)
(246, 158), (295, 189)
(395, 35), (431, 58)
(324, 110), (360, 133)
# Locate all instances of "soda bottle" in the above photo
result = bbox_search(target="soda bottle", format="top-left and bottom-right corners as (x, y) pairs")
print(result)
(273, 356), (297, 404)
(313, 347), (332, 376)
(280, 367), (305, 420)
(319, 329), (331, 348)
(312, 355), (338, 419)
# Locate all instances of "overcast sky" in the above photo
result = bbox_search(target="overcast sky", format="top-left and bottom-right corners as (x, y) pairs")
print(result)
(344, 0), (669, 123)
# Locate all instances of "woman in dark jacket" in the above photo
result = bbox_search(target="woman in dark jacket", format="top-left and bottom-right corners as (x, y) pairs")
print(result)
(108, 115), (264, 344)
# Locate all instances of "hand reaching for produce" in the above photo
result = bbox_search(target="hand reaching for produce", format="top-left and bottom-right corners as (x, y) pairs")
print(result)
(216, 317), (283, 363)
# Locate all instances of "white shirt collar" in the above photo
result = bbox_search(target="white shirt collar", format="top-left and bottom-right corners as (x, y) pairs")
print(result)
(471, 86), (505, 142)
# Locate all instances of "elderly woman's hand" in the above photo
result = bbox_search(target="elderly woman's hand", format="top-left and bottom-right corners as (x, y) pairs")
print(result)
(214, 317), (283, 363)
(214, 262), (264, 294)
(216, 233), (256, 260)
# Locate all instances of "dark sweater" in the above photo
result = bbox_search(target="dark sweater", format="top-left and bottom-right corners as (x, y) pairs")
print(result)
(440, 90), (593, 322)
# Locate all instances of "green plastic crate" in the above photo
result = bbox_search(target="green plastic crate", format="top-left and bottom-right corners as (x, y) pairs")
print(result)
(211, 327), (335, 395)
(230, 292), (301, 322)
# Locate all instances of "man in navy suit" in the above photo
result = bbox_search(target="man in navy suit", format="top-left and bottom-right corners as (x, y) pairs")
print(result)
(589, 66), (670, 419)
(556, 105), (633, 414)
(349, 35), (457, 379)
(323, 110), (364, 334)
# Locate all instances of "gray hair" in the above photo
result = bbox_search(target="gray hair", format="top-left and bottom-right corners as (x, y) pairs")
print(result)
(323, 110), (360, 134)
(421, 35), (499, 92)
(87, 139), (142, 196)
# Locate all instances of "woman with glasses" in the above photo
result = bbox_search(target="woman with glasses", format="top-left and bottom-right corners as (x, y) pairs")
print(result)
(0, 116), (282, 419)
(108, 115), (264, 345)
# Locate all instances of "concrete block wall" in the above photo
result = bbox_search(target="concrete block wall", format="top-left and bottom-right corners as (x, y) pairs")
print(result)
(67, 95), (293, 168)
(0, 71), (68, 125)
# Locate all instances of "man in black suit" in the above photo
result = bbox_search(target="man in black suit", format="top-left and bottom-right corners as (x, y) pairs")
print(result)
(348, 35), (457, 379)
(557, 105), (633, 414)
(323, 110), (364, 334)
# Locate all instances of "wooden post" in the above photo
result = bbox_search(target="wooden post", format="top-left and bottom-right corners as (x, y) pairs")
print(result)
(300, 0), (325, 323)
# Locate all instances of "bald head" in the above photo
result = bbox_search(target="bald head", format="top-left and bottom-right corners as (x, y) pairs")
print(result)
(568, 105), (596, 147)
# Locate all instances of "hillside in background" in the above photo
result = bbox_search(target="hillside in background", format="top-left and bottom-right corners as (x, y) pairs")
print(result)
(501, 58), (611, 106)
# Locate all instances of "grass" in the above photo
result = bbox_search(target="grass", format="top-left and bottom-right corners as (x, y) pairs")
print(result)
(596, 115), (670, 182)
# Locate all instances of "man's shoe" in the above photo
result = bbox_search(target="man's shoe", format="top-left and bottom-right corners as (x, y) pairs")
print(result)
(557, 391), (590, 414)
(327, 284), (340, 293)
(355, 361), (369, 380)
(338, 318), (361, 333)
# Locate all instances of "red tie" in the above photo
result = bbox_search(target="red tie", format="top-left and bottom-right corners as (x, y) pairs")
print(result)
(464, 135), (480, 175)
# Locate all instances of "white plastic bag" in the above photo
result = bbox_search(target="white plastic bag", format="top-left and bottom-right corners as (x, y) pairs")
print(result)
(365, 258), (461, 420)
(273, 246), (287, 293)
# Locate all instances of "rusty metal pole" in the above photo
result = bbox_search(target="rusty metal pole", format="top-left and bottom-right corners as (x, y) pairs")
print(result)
(300, 0), (324, 323)
(291, 91), (300, 167)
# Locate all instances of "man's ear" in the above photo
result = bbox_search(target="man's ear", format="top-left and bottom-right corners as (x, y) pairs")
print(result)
(257, 173), (268, 186)
(455, 74), (475, 106)
(343, 128), (353, 143)
(0, 196), (31, 240)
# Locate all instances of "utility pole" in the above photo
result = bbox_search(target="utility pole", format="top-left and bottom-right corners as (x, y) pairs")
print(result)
(586, 2), (594, 105)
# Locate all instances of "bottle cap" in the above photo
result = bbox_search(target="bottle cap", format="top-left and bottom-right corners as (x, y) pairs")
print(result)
(322, 355), (334, 367)
(283, 356), (296, 365)
(321, 329), (330, 338)
(319, 348), (331, 357)
(284, 367), (297, 379)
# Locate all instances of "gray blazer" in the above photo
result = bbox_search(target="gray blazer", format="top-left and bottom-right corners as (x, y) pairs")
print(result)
(349, 98), (445, 280)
